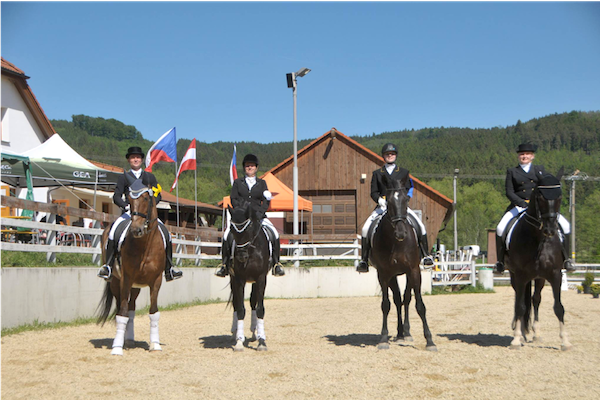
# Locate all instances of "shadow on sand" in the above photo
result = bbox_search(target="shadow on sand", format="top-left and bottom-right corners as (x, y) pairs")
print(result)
(437, 332), (512, 348)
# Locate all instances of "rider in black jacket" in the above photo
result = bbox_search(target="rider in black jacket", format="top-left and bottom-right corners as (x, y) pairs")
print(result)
(215, 154), (285, 278)
(96, 146), (182, 282)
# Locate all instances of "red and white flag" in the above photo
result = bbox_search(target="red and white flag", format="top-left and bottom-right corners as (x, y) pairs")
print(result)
(230, 144), (238, 185)
(170, 139), (196, 192)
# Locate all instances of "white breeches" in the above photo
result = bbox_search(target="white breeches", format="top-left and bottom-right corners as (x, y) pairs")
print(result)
(224, 217), (279, 240)
(361, 206), (425, 237)
(496, 206), (570, 236)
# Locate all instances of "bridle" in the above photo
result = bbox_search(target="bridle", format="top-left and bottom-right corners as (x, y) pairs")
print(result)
(129, 187), (157, 232)
(231, 218), (262, 249)
(524, 186), (560, 231)
(386, 187), (409, 224)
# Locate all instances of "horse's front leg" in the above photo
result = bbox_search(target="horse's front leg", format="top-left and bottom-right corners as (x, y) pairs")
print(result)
(125, 288), (141, 348)
(254, 276), (268, 351)
(549, 272), (573, 351)
(389, 276), (404, 343)
(510, 275), (527, 350)
(231, 276), (246, 352)
(402, 275), (413, 342)
(410, 269), (437, 351)
(378, 275), (391, 350)
(249, 284), (259, 342)
(148, 274), (163, 351)
(532, 279), (544, 343)
(111, 276), (133, 356)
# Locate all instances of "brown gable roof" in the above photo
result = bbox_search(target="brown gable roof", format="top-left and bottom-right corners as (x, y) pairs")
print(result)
(267, 128), (452, 206)
(1, 57), (55, 140)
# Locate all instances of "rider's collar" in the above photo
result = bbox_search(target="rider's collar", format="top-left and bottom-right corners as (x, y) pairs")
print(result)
(130, 168), (143, 179)
(384, 163), (397, 174)
(519, 163), (532, 173)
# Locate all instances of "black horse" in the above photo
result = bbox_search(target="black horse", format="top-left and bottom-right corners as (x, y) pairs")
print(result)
(505, 173), (573, 351)
(369, 174), (437, 351)
(227, 203), (271, 352)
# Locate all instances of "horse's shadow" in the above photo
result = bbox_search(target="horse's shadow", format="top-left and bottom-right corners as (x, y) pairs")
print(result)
(199, 335), (236, 349)
(323, 333), (416, 348)
(437, 333), (512, 348)
(89, 338), (150, 350)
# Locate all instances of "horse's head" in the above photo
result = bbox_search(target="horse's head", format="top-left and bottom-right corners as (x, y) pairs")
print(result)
(229, 202), (260, 264)
(530, 174), (562, 237)
(382, 174), (410, 241)
(128, 180), (157, 238)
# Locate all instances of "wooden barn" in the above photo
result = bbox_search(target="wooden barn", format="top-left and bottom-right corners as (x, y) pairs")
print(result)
(266, 128), (453, 247)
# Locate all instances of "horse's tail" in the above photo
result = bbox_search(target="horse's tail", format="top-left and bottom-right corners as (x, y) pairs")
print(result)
(96, 282), (114, 326)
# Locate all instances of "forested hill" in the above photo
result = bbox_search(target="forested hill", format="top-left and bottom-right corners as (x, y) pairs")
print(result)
(53, 111), (600, 199)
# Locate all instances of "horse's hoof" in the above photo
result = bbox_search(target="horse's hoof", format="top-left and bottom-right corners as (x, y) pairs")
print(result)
(149, 342), (162, 351)
(233, 340), (244, 352)
(111, 347), (123, 356)
(426, 345), (438, 352)
(561, 344), (573, 351)
(125, 340), (135, 348)
(509, 344), (522, 350)
(377, 342), (390, 350)
(404, 336), (414, 342)
(257, 339), (268, 352)
(250, 333), (257, 342)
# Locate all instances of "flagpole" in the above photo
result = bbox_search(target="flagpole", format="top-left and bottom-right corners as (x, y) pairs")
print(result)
(175, 161), (180, 228)
(194, 167), (198, 229)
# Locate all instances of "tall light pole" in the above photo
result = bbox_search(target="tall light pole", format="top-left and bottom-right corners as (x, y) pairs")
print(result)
(286, 67), (311, 266)
(453, 168), (459, 253)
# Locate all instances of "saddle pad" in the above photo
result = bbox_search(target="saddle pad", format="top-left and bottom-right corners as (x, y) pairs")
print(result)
(505, 212), (526, 250)
(370, 211), (419, 245)
(115, 220), (167, 251)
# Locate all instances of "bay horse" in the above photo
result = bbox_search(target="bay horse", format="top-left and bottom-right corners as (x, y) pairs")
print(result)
(227, 203), (271, 352)
(369, 174), (437, 351)
(97, 181), (167, 356)
(505, 173), (573, 351)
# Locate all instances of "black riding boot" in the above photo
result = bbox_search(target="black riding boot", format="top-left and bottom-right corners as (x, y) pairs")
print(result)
(562, 233), (575, 272)
(495, 234), (506, 273)
(164, 238), (182, 281)
(356, 236), (370, 273)
(215, 235), (232, 277)
(97, 238), (116, 281)
(419, 234), (434, 266)
(263, 227), (285, 276)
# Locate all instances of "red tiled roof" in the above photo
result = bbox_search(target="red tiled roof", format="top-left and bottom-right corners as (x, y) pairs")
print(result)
(1, 57), (27, 76)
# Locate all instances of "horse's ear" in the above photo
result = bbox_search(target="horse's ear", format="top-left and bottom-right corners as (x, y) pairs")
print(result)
(556, 167), (564, 181)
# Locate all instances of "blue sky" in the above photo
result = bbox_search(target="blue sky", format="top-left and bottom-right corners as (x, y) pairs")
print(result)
(2, 1), (600, 144)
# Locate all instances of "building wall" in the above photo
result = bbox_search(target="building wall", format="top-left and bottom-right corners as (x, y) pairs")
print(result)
(271, 133), (451, 246)
(1, 75), (47, 154)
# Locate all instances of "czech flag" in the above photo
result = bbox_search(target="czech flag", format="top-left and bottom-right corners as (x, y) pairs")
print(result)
(230, 144), (238, 185)
(170, 139), (196, 192)
(145, 127), (177, 172)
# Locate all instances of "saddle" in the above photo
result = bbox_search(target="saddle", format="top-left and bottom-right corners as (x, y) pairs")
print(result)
(368, 210), (421, 245)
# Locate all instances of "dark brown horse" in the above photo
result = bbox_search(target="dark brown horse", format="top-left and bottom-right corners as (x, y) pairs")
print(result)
(369, 174), (437, 351)
(505, 173), (573, 350)
(97, 183), (167, 356)
(227, 203), (271, 352)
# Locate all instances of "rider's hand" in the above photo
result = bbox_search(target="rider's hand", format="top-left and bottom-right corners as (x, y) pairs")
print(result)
(378, 197), (387, 208)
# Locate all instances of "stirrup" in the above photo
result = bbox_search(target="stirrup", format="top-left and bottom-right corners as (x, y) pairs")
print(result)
(272, 263), (285, 277)
(356, 261), (369, 273)
(165, 266), (182, 282)
(97, 265), (112, 281)
(422, 256), (435, 267)
(215, 264), (229, 277)
(563, 259), (575, 273)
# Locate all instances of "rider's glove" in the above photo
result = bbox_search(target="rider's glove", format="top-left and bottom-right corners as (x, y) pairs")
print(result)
(378, 197), (387, 208)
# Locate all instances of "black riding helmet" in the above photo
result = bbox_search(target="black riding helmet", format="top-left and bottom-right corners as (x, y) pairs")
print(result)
(381, 143), (398, 155)
(242, 153), (259, 167)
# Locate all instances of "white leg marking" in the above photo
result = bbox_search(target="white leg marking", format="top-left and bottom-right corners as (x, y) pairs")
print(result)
(111, 315), (129, 355)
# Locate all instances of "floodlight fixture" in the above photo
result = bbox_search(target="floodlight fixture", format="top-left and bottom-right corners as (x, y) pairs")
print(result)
(296, 67), (311, 78)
